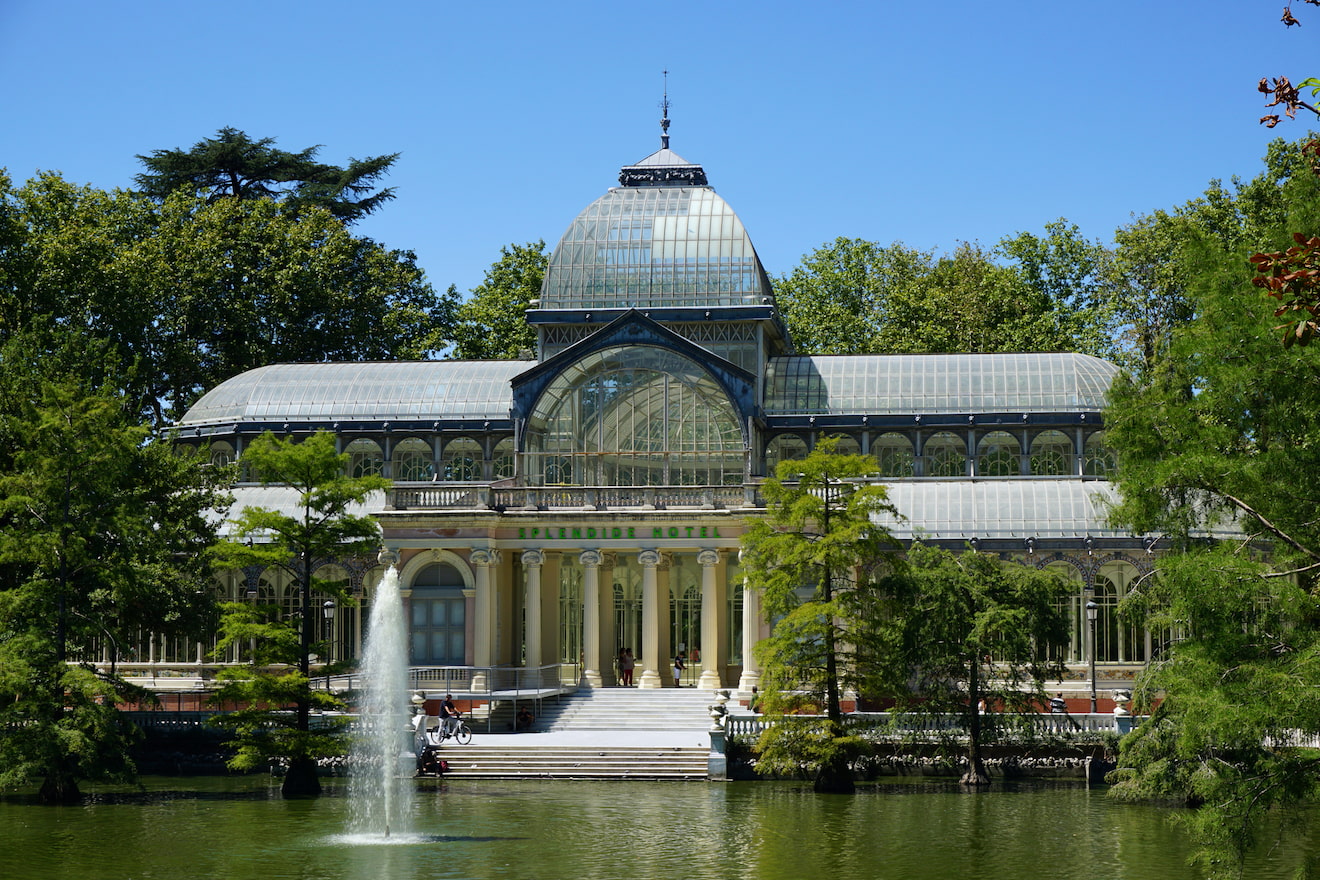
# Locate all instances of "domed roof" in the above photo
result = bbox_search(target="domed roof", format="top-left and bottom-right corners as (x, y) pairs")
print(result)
(538, 147), (774, 311)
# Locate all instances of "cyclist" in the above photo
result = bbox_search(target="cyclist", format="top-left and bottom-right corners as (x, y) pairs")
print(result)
(440, 694), (461, 738)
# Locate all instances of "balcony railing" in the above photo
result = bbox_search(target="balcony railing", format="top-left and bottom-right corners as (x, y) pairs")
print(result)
(389, 483), (765, 512)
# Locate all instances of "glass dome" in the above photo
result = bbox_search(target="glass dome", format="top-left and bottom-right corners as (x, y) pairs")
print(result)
(539, 183), (774, 311)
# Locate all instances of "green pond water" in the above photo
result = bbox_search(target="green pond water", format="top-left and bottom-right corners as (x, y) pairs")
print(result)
(0, 776), (1313, 880)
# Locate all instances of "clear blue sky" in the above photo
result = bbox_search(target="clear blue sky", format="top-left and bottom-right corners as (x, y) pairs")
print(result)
(1, 1), (1312, 295)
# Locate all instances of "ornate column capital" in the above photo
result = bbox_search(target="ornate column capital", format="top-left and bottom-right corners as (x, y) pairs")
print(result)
(637, 549), (661, 568)
(521, 549), (545, 567)
(697, 549), (721, 567)
(470, 548), (499, 567)
(579, 549), (603, 568)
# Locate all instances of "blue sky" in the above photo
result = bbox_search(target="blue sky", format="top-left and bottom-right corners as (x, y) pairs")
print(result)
(1, 1), (1313, 295)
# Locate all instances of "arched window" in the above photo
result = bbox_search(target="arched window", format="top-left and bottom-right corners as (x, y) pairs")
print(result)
(977, 431), (1020, 477)
(872, 433), (915, 477)
(442, 437), (482, 482)
(923, 432), (967, 478)
(826, 435), (862, 456)
(524, 345), (746, 488)
(345, 438), (384, 478)
(1046, 561), (1085, 662)
(313, 564), (350, 662)
(492, 438), (516, 480)
(392, 437), (433, 481)
(209, 441), (235, 467)
(559, 566), (583, 667)
(1083, 431), (1115, 477)
(766, 434), (809, 475)
(1094, 561), (1145, 663)
(1031, 430), (1073, 476)
(410, 563), (466, 666)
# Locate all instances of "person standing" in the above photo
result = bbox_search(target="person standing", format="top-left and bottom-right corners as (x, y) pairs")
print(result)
(672, 653), (685, 688)
(620, 648), (635, 686)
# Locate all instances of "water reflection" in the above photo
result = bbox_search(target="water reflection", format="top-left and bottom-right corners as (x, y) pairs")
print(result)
(1, 776), (1316, 879)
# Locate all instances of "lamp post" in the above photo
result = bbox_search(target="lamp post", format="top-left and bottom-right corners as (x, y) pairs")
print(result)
(1085, 600), (1098, 714)
(322, 600), (336, 693)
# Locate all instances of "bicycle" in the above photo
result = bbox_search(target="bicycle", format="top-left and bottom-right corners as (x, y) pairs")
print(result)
(439, 717), (472, 745)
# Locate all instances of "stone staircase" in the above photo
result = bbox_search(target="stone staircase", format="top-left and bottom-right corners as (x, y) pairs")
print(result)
(537, 686), (716, 732)
(435, 687), (717, 779)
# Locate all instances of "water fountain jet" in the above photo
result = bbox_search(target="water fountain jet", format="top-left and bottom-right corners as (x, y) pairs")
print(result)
(347, 559), (415, 841)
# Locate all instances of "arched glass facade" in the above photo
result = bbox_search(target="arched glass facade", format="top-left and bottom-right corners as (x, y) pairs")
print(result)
(524, 345), (745, 487)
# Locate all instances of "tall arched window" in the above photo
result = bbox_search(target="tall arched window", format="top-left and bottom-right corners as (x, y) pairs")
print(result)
(392, 437), (433, 481)
(525, 345), (746, 487)
(209, 441), (235, 467)
(1095, 561), (1145, 663)
(1084, 431), (1115, 477)
(559, 566), (583, 668)
(1031, 430), (1073, 476)
(410, 563), (466, 666)
(492, 438), (515, 480)
(873, 433), (915, 477)
(1046, 561), (1084, 662)
(923, 432), (967, 477)
(765, 434), (808, 475)
(976, 431), (1020, 476)
(345, 439), (384, 478)
(442, 437), (482, 481)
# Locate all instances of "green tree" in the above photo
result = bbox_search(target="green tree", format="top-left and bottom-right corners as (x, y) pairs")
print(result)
(135, 127), (398, 223)
(775, 234), (1104, 356)
(450, 241), (547, 359)
(211, 431), (388, 797)
(741, 437), (899, 793)
(0, 172), (446, 427)
(0, 332), (226, 803)
(1104, 137), (1320, 875)
(774, 238), (931, 355)
(872, 544), (1071, 786)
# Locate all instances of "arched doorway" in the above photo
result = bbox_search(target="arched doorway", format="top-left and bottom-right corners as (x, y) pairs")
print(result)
(410, 563), (466, 665)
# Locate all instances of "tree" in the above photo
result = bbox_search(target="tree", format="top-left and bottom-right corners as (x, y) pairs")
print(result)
(1103, 140), (1320, 875)
(871, 544), (1071, 786)
(135, 127), (398, 223)
(0, 332), (226, 803)
(740, 437), (899, 793)
(0, 172), (447, 427)
(774, 238), (931, 355)
(449, 241), (547, 359)
(775, 234), (1106, 356)
(211, 431), (388, 797)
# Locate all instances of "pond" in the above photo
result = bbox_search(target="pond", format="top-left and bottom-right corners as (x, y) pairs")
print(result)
(1, 776), (1312, 879)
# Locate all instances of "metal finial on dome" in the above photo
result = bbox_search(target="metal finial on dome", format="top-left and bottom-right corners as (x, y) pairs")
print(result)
(660, 69), (671, 149)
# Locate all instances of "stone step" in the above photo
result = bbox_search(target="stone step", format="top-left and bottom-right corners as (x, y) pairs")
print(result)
(431, 746), (709, 779)
(535, 688), (717, 734)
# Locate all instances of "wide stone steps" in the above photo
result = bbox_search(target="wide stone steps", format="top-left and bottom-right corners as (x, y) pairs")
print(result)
(434, 745), (708, 779)
(536, 687), (716, 732)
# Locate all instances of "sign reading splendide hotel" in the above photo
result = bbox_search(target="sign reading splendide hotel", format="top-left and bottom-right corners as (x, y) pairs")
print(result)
(516, 524), (728, 542)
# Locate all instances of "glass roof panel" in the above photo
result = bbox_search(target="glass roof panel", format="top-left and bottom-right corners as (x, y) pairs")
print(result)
(873, 481), (1127, 540)
(540, 187), (774, 311)
(764, 353), (1119, 414)
(177, 361), (529, 426)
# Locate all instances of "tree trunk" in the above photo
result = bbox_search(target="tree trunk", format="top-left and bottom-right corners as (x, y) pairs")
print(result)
(962, 659), (990, 787)
(39, 773), (81, 805)
(814, 751), (856, 794)
(281, 757), (321, 798)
